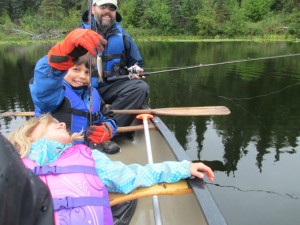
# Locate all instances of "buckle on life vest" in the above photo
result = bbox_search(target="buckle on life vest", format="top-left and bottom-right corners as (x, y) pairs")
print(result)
(54, 197), (72, 210)
(33, 165), (58, 175)
(53, 196), (111, 211)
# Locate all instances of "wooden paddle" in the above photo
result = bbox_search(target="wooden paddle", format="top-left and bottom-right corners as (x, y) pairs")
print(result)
(0, 106), (230, 118)
(113, 106), (230, 116)
(109, 179), (192, 206)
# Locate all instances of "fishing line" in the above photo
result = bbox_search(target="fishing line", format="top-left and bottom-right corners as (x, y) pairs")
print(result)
(207, 183), (299, 200)
(190, 78), (300, 131)
(218, 82), (300, 101)
(108, 53), (300, 81)
(192, 87), (268, 130)
(143, 53), (300, 75)
(211, 82), (300, 131)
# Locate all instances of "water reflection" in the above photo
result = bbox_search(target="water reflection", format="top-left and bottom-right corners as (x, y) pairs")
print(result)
(141, 41), (300, 174)
(1, 41), (300, 225)
(1, 42), (300, 173)
(0, 43), (53, 130)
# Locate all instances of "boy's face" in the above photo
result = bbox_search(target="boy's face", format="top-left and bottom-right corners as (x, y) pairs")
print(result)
(64, 64), (90, 87)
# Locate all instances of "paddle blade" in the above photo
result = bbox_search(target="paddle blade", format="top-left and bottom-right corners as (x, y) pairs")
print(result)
(112, 106), (230, 116)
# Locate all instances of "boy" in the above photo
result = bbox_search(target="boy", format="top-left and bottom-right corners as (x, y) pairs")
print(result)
(29, 28), (120, 154)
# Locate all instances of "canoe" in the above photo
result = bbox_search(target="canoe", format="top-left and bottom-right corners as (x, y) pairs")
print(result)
(109, 116), (227, 225)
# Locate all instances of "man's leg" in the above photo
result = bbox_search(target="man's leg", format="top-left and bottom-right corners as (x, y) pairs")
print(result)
(99, 79), (149, 127)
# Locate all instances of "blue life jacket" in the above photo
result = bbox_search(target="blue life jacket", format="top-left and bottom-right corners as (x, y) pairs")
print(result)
(101, 23), (127, 79)
(51, 84), (101, 137)
(80, 21), (127, 85)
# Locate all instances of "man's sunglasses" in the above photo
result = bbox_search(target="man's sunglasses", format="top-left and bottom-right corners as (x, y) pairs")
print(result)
(98, 4), (117, 11)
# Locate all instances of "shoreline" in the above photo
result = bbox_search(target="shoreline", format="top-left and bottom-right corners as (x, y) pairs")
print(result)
(0, 33), (299, 45)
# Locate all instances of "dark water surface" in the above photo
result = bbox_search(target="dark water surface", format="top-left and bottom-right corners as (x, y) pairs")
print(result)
(1, 41), (300, 225)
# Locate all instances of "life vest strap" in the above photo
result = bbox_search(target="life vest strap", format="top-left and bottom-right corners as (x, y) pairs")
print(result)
(53, 196), (110, 211)
(102, 53), (122, 61)
(31, 165), (98, 176)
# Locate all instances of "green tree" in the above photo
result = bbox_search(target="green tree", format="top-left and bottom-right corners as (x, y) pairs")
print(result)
(243, 0), (272, 22)
(224, 7), (247, 37)
(0, 10), (14, 32)
(143, 0), (173, 34)
(0, 0), (10, 17)
(167, 0), (202, 34)
(39, 0), (64, 20)
(24, 0), (42, 12)
(195, 8), (220, 37)
(282, 0), (300, 13)
(166, 0), (185, 33)
(10, 0), (26, 19)
(61, 0), (83, 11)
(119, 0), (138, 27)
(285, 9), (300, 37)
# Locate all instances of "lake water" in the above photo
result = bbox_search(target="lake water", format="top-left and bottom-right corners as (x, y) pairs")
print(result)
(1, 41), (300, 225)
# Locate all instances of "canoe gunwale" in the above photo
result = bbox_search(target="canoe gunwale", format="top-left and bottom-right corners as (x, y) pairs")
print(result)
(152, 116), (227, 225)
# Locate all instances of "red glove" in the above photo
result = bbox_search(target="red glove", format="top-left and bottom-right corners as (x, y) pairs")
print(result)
(48, 29), (107, 70)
(87, 124), (113, 144)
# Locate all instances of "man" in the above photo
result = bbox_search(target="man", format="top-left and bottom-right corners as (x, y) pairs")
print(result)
(79, 2), (147, 223)
(79, 0), (149, 140)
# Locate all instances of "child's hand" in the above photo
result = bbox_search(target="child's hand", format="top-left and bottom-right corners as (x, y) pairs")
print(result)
(190, 162), (215, 182)
(86, 123), (112, 144)
(48, 29), (107, 70)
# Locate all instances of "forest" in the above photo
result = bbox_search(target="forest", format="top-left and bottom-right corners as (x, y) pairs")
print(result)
(0, 0), (300, 40)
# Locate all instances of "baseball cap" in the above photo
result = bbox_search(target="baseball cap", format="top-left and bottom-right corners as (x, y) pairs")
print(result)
(93, 0), (118, 9)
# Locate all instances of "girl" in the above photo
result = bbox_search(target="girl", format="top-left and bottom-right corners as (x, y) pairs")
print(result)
(7, 114), (214, 225)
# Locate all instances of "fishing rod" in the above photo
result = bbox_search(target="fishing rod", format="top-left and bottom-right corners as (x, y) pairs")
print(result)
(107, 53), (300, 82)
(88, 0), (94, 127)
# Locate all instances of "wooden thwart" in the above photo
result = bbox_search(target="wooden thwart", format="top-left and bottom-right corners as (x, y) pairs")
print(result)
(117, 123), (156, 133)
(109, 180), (193, 206)
(1, 111), (34, 117)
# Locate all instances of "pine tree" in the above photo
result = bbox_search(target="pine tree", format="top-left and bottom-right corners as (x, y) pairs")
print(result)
(39, 0), (64, 19)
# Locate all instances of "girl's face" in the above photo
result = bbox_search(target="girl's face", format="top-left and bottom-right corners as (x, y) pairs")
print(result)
(64, 64), (90, 87)
(31, 121), (71, 145)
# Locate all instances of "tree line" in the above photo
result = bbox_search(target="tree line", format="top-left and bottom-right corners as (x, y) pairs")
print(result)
(0, 0), (300, 39)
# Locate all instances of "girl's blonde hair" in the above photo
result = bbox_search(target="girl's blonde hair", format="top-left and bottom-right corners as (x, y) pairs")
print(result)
(7, 114), (83, 158)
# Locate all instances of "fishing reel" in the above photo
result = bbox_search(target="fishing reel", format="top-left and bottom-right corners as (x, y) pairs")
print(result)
(127, 65), (138, 74)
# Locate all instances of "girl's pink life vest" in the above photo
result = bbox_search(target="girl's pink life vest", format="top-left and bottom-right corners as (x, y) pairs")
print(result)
(22, 144), (113, 225)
